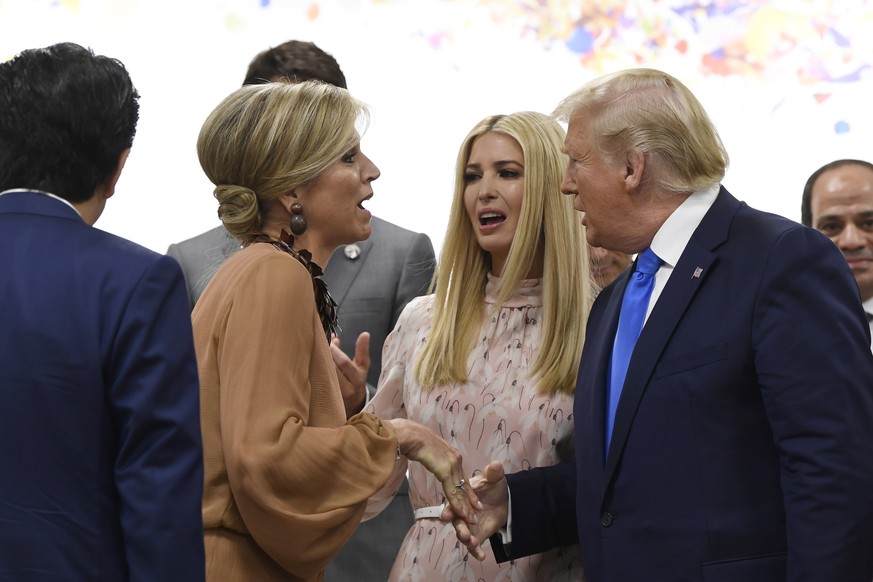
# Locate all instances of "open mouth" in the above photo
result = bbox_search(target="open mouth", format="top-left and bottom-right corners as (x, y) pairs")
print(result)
(479, 211), (506, 226)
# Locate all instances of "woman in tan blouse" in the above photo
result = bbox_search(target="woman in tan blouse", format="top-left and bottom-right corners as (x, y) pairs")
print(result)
(191, 81), (478, 581)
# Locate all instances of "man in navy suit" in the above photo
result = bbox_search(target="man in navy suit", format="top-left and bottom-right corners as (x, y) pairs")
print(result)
(166, 40), (434, 582)
(0, 43), (205, 580)
(449, 69), (873, 581)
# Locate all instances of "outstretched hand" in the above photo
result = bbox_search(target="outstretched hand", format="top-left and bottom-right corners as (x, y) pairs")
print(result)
(442, 460), (509, 561)
(387, 418), (482, 527)
(330, 332), (370, 418)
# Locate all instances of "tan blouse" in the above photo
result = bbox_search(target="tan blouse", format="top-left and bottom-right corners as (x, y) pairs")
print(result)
(193, 243), (398, 581)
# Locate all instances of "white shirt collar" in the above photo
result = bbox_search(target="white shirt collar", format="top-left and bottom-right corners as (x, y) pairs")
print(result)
(642, 184), (720, 322)
(649, 183), (720, 268)
(0, 188), (82, 217)
(863, 296), (873, 316)
(863, 296), (873, 351)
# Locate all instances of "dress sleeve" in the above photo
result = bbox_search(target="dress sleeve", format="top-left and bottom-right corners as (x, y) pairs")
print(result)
(218, 252), (399, 578)
(361, 299), (420, 519)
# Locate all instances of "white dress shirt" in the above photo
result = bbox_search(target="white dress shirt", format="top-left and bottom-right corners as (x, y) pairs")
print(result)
(643, 183), (720, 323)
(863, 296), (873, 351)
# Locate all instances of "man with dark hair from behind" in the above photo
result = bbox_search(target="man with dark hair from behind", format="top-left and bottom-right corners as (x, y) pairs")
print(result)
(802, 158), (873, 349)
(0, 43), (205, 580)
(241, 39), (348, 87)
(166, 39), (434, 582)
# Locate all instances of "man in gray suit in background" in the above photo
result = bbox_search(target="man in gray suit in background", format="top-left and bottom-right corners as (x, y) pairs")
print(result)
(166, 40), (436, 581)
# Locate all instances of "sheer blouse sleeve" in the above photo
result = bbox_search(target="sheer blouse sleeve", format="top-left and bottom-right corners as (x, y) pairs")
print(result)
(362, 298), (427, 519)
(218, 251), (399, 577)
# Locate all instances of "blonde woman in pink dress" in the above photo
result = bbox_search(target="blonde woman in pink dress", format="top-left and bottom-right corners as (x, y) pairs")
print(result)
(352, 112), (593, 581)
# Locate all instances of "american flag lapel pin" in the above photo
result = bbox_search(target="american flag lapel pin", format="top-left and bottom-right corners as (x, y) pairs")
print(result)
(692, 267), (703, 279)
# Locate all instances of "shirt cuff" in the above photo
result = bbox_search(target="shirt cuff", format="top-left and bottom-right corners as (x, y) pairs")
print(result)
(497, 485), (512, 547)
(363, 382), (375, 409)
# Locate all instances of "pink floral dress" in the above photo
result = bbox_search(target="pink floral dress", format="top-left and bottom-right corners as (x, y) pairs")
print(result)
(365, 275), (584, 581)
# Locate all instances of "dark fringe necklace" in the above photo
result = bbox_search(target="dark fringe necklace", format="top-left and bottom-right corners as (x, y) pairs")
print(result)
(253, 229), (339, 343)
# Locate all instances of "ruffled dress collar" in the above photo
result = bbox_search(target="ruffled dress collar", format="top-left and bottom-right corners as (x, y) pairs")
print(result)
(483, 273), (543, 308)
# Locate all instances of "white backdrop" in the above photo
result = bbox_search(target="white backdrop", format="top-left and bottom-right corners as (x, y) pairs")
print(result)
(1, 0), (871, 255)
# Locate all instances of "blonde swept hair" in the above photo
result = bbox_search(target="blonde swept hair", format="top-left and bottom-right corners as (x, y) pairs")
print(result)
(415, 111), (593, 395)
(553, 68), (729, 194)
(197, 81), (368, 244)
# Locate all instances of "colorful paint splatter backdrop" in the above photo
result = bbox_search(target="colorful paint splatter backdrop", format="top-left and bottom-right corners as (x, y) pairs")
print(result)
(0, 0), (870, 254)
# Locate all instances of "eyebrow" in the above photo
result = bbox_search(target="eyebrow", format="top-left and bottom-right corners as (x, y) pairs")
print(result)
(816, 210), (873, 223)
(465, 159), (523, 169)
(815, 214), (845, 224)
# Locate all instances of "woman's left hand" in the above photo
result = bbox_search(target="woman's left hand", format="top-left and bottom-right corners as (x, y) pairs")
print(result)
(330, 332), (370, 418)
(386, 418), (482, 525)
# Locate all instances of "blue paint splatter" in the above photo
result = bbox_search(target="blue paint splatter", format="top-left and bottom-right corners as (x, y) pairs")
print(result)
(565, 26), (594, 54)
(260, 0), (270, 7)
(835, 120), (850, 134)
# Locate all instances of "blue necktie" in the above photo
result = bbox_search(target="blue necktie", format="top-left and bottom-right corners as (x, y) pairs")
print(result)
(606, 248), (662, 452)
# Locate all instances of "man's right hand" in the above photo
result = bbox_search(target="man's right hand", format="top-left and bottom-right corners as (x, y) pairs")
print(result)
(443, 460), (509, 561)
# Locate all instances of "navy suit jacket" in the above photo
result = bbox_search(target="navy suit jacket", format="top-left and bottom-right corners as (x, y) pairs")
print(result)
(498, 188), (873, 581)
(0, 191), (205, 580)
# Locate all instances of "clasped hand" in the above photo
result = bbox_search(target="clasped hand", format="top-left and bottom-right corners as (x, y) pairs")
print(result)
(330, 332), (488, 534)
(440, 460), (511, 561)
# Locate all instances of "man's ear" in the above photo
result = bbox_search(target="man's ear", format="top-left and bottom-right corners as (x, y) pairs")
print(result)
(623, 149), (646, 191)
(99, 148), (131, 201)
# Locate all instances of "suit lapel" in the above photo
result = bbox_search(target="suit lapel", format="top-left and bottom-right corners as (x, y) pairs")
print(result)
(600, 187), (740, 495)
(323, 238), (373, 306)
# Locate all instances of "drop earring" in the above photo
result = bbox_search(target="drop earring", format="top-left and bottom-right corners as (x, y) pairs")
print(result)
(290, 202), (307, 236)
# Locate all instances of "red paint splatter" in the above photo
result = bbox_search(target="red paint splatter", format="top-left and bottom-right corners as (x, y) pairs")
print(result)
(306, 2), (319, 21)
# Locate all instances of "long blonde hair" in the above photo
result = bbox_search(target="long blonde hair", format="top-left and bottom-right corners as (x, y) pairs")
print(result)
(415, 111), (593, 395)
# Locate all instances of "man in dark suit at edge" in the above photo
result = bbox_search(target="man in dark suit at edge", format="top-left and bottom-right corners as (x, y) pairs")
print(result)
(801, 158), (873, 350)
(448, 68), (873, 581)
(0, 43), (204, 580)
(166, 40), (435, 582)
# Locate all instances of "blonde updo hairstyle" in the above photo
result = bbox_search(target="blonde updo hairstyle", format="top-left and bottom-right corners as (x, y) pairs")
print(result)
(197, 81), (367, 244)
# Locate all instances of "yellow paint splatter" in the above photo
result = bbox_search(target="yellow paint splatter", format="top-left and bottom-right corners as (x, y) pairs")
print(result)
(746, 6), (810, 61)
(225, 13), (246, 32)
(58, 0), (80, 14)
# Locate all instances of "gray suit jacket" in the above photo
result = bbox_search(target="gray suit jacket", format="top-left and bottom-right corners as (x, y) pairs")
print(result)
(167, 215), (436, 580)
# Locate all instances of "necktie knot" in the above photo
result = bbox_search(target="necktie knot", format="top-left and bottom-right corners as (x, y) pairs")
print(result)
(636, 247), (661, 276)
